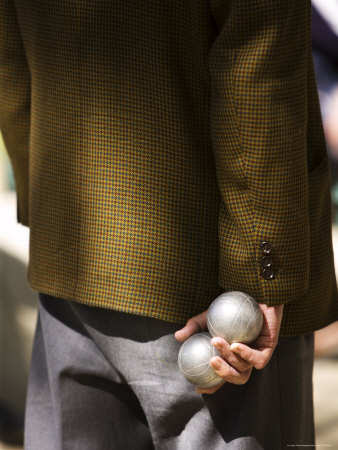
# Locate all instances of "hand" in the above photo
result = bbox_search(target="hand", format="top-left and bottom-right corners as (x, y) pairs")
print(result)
(175, 302), (284, 394)
(174, 308), (253, 392)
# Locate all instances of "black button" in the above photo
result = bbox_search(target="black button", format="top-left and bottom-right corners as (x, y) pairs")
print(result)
(261, 256), (273, 268)
(260, 241), (273, 255)
(262, 267), (274, 280)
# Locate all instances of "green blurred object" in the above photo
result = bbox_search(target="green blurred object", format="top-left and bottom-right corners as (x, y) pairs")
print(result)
(0, 132), (15, 191)
(332, 182), (338, 225)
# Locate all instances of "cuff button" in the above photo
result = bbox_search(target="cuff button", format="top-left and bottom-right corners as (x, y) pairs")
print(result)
(261, 256), (273, 268)
(260, 241), (273, 255)
(262, 267), (274, 280)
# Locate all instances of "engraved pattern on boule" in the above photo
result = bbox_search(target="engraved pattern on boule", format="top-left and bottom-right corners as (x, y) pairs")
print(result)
(207, 291), (263, 344)
(178, 332), (223, 388)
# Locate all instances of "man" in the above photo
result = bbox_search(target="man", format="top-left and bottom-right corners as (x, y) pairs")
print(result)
(1, 0), (337, 448)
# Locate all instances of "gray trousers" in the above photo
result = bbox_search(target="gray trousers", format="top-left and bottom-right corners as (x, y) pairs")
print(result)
(24, 294), (315, 450)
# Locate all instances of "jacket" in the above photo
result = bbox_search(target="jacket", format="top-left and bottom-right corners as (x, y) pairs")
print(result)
(1, 0), (338, 336)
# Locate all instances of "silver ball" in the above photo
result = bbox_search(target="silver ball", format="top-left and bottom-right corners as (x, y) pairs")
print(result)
(178, 332), (223, 388)
(207, 291), (263, 344)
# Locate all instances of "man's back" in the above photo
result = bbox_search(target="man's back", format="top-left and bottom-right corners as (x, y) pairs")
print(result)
(3, 0), (223, 323)
(1, 0), (338, 335)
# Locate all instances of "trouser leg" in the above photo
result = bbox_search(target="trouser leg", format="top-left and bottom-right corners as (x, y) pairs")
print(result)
(24, 296), (154, 450)
(24, 313), (58, 449)
(201, 334), (315, 449)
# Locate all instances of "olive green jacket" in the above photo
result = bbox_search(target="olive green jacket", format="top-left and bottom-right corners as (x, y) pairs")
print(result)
(1, 0), (338, 336)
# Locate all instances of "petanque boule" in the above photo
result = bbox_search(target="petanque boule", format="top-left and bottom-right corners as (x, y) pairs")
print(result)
(178, 332), (224, 388)
(207, 291), (263, 344)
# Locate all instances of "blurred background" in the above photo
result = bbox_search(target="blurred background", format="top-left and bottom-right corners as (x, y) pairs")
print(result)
(1, 1), (338, 448)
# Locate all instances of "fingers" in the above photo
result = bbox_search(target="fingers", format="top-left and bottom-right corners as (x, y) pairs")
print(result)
(210, 337), (251, 372)
(230, 343), (272, 370)
(209, 357), (252, 385)
(195, 348), (253, 395)
(174, 310), (208, 342)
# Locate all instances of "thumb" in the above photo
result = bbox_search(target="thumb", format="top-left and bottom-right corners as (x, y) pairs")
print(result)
(174, 310), (208, 342)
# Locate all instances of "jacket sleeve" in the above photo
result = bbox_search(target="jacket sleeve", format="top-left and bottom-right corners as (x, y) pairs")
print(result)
(0, 0), (31, 226)
(208, 0), (331, 305)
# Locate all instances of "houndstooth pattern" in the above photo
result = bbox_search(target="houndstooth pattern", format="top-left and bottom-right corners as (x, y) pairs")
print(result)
(1, 0), (337, 335)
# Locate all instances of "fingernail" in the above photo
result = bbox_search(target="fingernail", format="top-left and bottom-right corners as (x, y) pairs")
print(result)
(211, 337), (221, 345)
(211, 358), (222, 369)
(174, 331), (184, 341)
(231, 343), (240, 351)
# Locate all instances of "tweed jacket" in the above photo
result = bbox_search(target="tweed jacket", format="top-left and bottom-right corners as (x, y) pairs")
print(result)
(1, 0), (338, 336)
